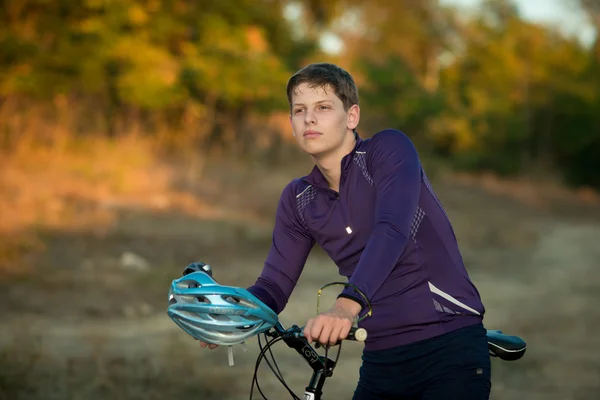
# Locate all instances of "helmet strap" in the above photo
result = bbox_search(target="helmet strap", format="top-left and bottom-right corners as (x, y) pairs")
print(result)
(228, 346), (235, 367)
(227, 341), (248, 367)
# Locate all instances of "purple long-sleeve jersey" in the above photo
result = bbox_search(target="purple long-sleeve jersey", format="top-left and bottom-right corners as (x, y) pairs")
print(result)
(248, 129), (485, 351)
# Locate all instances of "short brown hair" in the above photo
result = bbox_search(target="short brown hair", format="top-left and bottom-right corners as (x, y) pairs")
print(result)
(286, 63), (359, 112)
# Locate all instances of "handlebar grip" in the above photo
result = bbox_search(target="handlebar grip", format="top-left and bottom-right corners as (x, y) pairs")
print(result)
(347, 327), (368, 342)
(306, 326), (368, 348)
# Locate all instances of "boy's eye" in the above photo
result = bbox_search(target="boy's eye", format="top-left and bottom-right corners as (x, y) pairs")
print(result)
(294, 108), (305, 114)
(319, 105), (330, 110)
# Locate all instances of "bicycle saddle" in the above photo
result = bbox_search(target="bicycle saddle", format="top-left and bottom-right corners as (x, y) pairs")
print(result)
(486, 330), (526, 361)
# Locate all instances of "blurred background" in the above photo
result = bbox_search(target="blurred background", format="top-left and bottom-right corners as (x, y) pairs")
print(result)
(1, 0), (599, 399)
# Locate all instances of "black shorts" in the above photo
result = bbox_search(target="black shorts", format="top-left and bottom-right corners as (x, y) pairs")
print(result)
(353, 323), (491, 400)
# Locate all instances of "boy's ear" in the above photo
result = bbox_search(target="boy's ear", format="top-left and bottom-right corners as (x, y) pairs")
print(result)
(289, 114), (296, 137)
(347, 104), (360, 130)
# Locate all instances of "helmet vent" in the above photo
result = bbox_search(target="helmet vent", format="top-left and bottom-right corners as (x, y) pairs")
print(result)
(209, 314), (230, 321)
(177, 295), (208, 304)
(222, 295), (257, 309)
(196, 296), (209, 303)
(177, 280), (202, 289)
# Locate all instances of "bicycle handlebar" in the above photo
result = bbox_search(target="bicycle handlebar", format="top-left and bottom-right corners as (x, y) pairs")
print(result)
(271, 323), (367, 344)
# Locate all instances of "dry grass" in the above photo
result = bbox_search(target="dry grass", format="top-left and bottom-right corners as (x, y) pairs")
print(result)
(0, 95), (280, 275)
(0, 135), (163, 273)
(0, 329), (240, 400)
(0, 132), (279, 275)
(452, 171), (600, 210)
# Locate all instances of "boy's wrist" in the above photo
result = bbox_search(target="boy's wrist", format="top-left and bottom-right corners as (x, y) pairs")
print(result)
(333, 296), (362, 318)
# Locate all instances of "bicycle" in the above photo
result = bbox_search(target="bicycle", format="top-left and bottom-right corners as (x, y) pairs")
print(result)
(167, 262), (527, 400)
(251, 317), (526, 399)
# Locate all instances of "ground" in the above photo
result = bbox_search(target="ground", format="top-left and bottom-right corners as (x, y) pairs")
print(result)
(1, 157), (599, 400)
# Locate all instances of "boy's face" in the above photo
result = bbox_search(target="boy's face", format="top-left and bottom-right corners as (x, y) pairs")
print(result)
(289, 83), (359, 158)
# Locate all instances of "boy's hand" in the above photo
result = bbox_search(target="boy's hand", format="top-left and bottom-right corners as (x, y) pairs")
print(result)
(303, 297), (362, 345)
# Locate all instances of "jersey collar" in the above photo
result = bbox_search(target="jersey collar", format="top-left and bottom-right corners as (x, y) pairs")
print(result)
(303, 132), (363, 189)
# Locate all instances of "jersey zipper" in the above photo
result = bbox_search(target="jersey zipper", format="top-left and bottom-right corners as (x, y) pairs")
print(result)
(336, 168), (353, 235)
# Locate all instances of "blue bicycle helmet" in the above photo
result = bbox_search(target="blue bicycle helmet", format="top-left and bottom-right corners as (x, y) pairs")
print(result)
(167, 269), (278, 346)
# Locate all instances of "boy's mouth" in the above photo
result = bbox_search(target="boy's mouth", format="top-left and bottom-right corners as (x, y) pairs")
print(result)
(303, 130), (322, 138)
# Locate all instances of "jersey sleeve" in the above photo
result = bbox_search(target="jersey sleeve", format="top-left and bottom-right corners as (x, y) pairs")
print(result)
(247, 180), (315, 314)
(340, 129), (421, 310)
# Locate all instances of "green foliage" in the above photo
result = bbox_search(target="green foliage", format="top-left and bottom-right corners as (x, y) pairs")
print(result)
(431, 0), (600, 183)
(358, 56), (444, 138)
(0, 0), (294, 109)
(0, 0), (599, 188)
